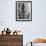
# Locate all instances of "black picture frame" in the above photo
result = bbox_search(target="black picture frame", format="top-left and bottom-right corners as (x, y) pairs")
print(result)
(16, 1), (32, 21)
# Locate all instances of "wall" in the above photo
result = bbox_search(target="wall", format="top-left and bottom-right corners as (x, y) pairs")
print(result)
(0, 0), (32, 45)
(0, 0), (46, 46)
(32, 0), (46, 39)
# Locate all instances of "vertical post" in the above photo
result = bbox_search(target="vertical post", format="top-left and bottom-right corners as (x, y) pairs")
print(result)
(2, 31), (4, 35)
(31, 42), (32, 46)
(22, 3), (25, 19)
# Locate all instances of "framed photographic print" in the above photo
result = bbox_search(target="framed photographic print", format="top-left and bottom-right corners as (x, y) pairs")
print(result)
(16, 1), (32, 21)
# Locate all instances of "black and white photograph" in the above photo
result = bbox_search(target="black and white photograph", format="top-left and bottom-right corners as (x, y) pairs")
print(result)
(16, 1), (32, 21)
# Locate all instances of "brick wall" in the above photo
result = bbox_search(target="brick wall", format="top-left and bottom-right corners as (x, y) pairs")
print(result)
(0, 35), (23, 46)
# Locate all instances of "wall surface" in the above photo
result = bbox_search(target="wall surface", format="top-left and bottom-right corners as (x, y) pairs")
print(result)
(32, 0), (46, 39)
(0, 0), (46, 46)
(0, 0), (32, 45)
